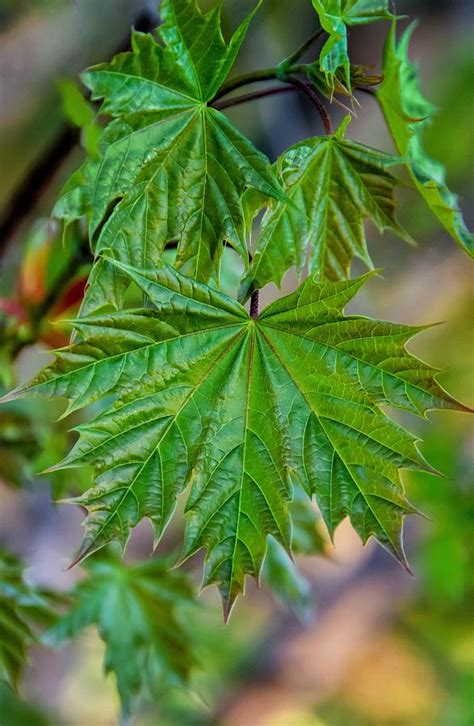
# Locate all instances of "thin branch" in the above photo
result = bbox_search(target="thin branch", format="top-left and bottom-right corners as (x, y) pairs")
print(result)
(213, 28), (328, 103)
(0, 128), (78, 251)
(286, 76), (333, 134)
(213, 67), (283, 101)
(279, 29), (325, 69)
(211, 85), (297, 111)
(0, 9), (158, 255)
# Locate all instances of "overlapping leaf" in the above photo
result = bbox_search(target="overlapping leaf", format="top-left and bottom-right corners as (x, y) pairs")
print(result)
(262, 486), (324, 617)
(239, 118), (412, 302)
(44, 555), (195, 715)
(377, 23), (473, 256)
(54, 0), (285, 315)
(5, 259), (466, 615)
(312, 0), (393, 87)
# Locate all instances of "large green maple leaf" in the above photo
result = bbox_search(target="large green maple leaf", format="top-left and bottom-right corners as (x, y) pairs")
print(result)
(44, 555), (195, 716)
(4, 260), (466, 616)
(377, 23), (473, 256)
(239, 118), (412, 302)
(54, 0), (285, 315)
(312, 0), (393, 88)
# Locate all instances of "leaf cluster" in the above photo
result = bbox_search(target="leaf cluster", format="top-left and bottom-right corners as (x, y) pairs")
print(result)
(0, 0), (471, 716)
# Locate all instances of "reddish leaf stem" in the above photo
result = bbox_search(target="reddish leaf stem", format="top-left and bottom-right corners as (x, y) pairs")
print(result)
(211, 85), (297, 111)
(286, 76), (333, 134)
(250, 289), (259, 319)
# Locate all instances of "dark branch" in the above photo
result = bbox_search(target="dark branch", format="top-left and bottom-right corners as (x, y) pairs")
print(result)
(213, 29), (327, 103)
(0, 9), (158, 255)
(212, 68), (282, 101)
(0, 127), (78, 251)
(211, 85), (297, 111)
(286, 76), (333, 134)
(279, 29), (326, 69)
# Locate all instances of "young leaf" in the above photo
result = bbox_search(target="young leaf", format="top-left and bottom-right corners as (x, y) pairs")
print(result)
(5, 260), (467, 616)
(239, 122), (412, 302)
(377, 23), (473, 256)
(312, 0), (393, 88)
(44, 555), (195, 716)
(307, 62), (382, 103)
(54, 0), (285, 315)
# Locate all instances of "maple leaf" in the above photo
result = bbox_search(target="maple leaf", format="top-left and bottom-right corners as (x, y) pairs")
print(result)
(44, 554), (195, 716)
(239, 117), (412, 302)
(312, 0), (393, 88)
(54, 0), (286, 315)
(377, 22), (473, 256)
(5, 259), (467, 617)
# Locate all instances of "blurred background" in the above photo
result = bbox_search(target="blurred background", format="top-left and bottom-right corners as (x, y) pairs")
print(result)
(0, 1), (473, 724)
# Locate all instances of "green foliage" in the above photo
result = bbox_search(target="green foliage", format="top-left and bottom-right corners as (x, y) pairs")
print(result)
(239, 117), (411, 301)
(307, 62), (382, 103)
(312, 0), (393, 87)
(44, 554), (196, 716)
(0, 405), (39, 487)
(53, 0), (285, 316)
(57, 78), (100, 156)
(0, 3), (472, 714)
(0, 551), (56, 691)
(377, 22), (473, 256)
(6, 260), (465, 614)
(263, 486), (325, 618)
(0, 684), (54, 726)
